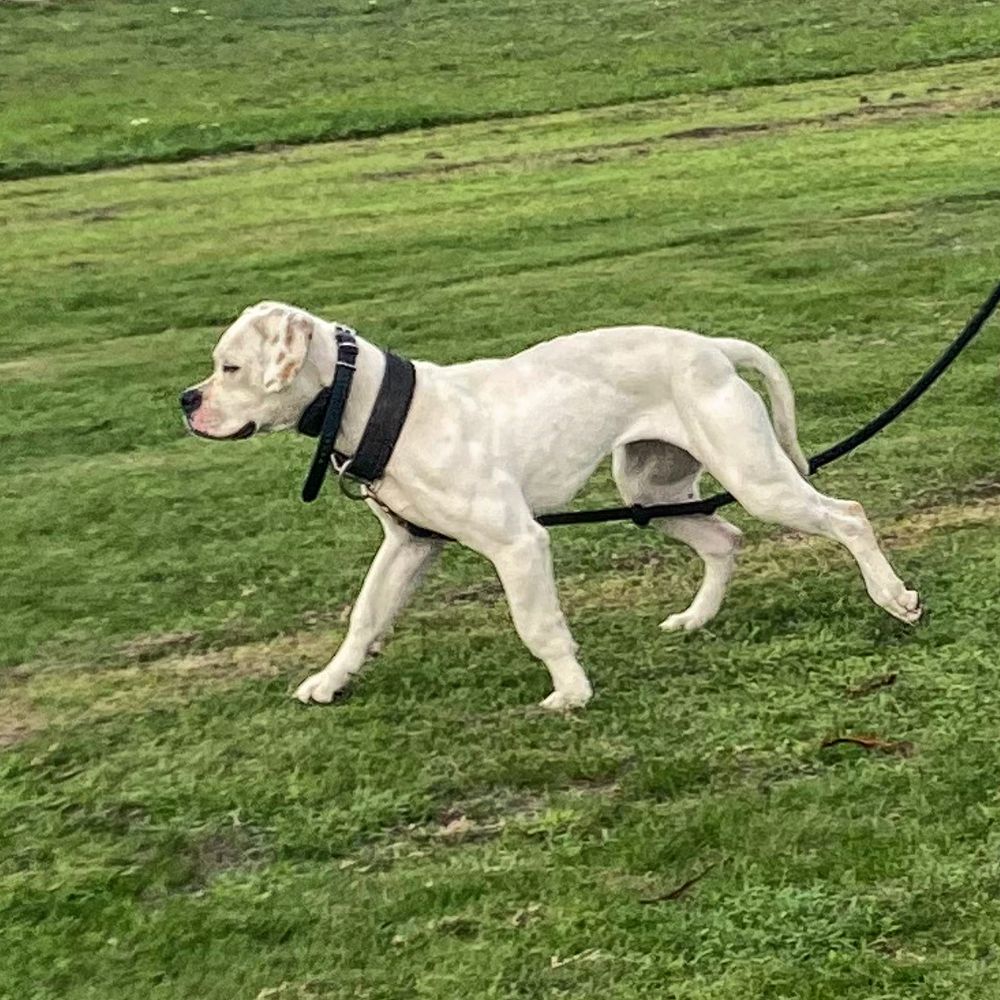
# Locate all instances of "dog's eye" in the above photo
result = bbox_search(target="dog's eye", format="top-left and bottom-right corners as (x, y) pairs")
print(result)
(222, 364), (240, 374)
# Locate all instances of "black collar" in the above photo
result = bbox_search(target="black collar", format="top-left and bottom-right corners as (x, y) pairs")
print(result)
(298, 327), (417, 502)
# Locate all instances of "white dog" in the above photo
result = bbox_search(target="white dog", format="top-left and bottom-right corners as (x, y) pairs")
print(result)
(182, 301), (920, 710)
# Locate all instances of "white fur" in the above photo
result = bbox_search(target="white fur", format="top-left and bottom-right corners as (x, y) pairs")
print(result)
(184, 302), (920, 710)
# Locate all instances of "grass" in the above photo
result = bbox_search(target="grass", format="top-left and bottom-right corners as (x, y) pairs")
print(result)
(4, 3), (1000, 997)
(4, 0), (1000, 179)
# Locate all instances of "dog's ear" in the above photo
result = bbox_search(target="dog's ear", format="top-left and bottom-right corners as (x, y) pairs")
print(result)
(262, 310), (313, 393)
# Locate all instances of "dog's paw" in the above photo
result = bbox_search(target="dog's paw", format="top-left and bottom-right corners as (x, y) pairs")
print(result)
(539, 684), (593, 712)
(880, 586), (922, 626)
(293, 671), (347, 705)
(659, 609), (710, 632)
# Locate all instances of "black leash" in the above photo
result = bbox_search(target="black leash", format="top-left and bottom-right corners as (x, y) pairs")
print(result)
(806, 278), (1000, 474)
(299, 328), (359, 503)
(297, 278), (1000, 532)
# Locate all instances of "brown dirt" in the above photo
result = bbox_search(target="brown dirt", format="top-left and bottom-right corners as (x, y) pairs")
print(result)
(185, 828), (268, 890)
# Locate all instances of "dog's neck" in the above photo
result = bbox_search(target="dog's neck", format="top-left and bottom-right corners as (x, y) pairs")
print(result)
(305, 323), (387, 457)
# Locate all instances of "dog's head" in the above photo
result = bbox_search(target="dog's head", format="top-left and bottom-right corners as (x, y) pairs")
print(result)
(180, 302), (327, 440)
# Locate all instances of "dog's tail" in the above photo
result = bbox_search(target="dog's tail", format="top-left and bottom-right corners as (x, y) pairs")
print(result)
(716, 338), (810, 477)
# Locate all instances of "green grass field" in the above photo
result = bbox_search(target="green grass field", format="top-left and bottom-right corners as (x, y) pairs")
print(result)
(4, 0), (1000, 180)
(3, 2), (1000, 997)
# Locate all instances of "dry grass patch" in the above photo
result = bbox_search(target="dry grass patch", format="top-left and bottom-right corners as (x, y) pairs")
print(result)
(0, 682), (45, 749)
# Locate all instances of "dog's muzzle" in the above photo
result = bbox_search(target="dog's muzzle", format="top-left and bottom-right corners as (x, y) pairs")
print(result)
(179, 387), (256, 440)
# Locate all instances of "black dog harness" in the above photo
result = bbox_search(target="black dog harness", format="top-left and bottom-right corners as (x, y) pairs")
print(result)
(298, 327), (417, 503)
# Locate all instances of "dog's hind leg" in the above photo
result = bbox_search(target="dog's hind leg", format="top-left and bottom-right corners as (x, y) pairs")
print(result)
(676, 352), (920, 624)
(294, 513), (444, 704)
(612, 440), (742, 632)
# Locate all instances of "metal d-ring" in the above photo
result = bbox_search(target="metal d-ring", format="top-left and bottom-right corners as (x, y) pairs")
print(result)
(331, 455), (368, 501)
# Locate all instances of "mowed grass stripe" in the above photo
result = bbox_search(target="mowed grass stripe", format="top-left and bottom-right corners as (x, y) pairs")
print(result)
(3, 0), (1000, 178)
(4, 71), (999, 367)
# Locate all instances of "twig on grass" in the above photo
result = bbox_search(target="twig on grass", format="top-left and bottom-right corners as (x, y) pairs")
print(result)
(821, 733), (915, 757)
(845, 672), (898, 698)
(639, 863), (716, 904)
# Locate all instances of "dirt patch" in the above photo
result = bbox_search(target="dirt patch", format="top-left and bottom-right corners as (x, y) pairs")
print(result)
(340, 782), (622, 872)
(565, 774), (628, 795)
(118, 632), (323, 686)
(117, 630), (201, 663)
(569, 152), (611, 164)
(937, 188), (1000, 207)
(913, 478), (1000, 506)
(3, 184), (60, 198)
(881, 495), (1000, 547)
(337, 798), (546, 871)
(436, 578), (504, 605)
(300, 603), (352, 628)
(660, 97), (941, 143)
(422, 791), (550, 843)
(837, 209), (913, 224)
(604, 549), (667, 574)
(151, 160), (256, 183)
(0, 719), (39, 748)
(183, 827), (269, 890)
(364, 153), (519, 180)
(65, 205), (124, 223)
(667, 122), (771, 140)
(0, 695), (44, 749)
(11, 628), (342, 730)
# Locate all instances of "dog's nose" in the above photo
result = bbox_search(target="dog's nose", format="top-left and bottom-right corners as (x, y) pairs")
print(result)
(180, 388), (202, 416)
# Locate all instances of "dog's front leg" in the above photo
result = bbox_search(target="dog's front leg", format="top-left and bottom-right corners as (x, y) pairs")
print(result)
(475, 522), (593, 711)
(294, 525), (443, 704)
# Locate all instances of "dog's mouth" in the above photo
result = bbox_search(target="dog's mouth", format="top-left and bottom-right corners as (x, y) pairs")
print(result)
(188, 420), (257, 441)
